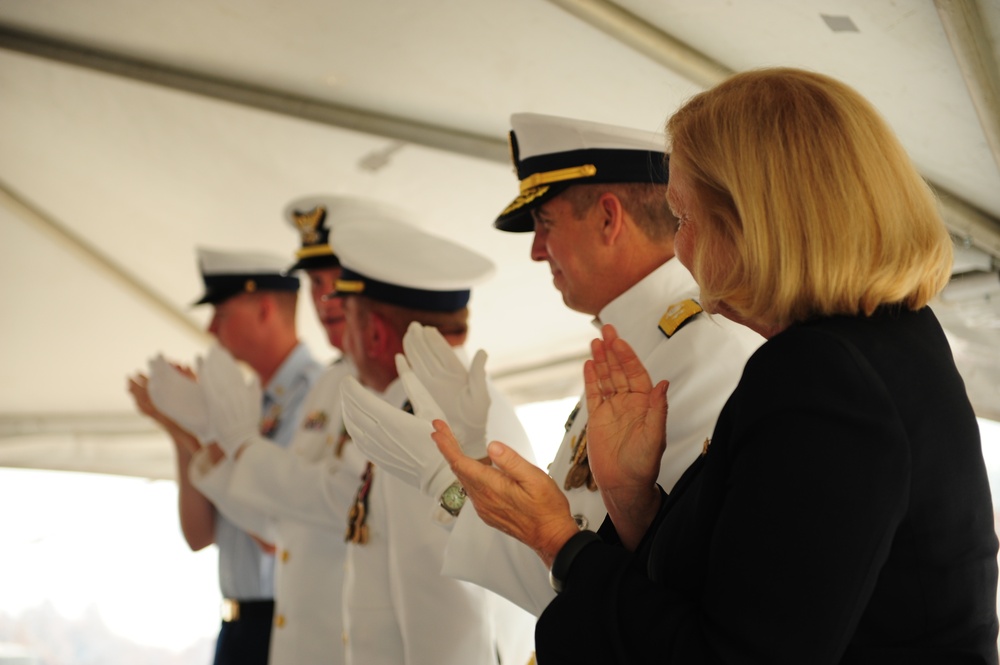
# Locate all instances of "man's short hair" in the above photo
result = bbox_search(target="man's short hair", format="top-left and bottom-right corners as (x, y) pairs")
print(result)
(560, 182), (676, 243)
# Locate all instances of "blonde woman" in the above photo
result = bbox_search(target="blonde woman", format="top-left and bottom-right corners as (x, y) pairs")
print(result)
(435, 68), (999, 663)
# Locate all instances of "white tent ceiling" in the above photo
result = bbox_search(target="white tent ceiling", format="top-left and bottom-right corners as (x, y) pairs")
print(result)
(1, 0), (999, 480)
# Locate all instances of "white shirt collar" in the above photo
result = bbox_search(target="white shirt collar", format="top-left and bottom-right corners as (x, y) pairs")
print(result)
(594, 259), (700, 361)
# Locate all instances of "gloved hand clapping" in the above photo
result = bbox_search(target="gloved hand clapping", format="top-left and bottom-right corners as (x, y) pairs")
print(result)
(397, 322), (491, 461)
(341, 375), (456, 500)
(198, 344), (262, 457)
(147, 354), (215, 443)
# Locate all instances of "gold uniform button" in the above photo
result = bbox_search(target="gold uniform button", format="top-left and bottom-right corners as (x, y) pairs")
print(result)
(275, 614), (286, 628)
(342, 631), (349, 645)
(281, 549), (290, 562)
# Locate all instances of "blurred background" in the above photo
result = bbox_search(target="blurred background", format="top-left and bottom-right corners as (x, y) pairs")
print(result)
(1, 1), (998, 661)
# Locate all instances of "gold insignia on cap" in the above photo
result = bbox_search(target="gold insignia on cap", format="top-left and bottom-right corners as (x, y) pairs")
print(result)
(658, 299), (703, 338)
(500, 185), (551, 217)
(245, 279), (257, 293)
(293, 205), (326, 245)
(296, 244), (334, 259)
(334, 279), (365, 294)
(519, 164), (597, 193)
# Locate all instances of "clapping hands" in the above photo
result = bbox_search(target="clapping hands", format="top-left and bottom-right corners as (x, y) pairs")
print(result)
(583, 324), (668, 548)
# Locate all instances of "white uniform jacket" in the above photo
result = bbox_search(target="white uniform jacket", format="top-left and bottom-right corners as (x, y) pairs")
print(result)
(192, 358), (368, 665)
(441, 259), (764, 616)
(343, 376), (538, 665)
(190, 343), (320, 603)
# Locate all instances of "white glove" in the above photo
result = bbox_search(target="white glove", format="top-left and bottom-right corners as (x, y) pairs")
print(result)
(398, 322), (490, 460)
(198, 344), (262, 457)
(341, 375), (455, 500)
(147, 354), (214, 443)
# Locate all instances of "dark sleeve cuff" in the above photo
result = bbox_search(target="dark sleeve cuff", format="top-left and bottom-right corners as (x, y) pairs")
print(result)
(597, 512), (622, 546)
(595, 485), (669, 550)
(549, 530), (603, 593)
(632, 485), (670, 561)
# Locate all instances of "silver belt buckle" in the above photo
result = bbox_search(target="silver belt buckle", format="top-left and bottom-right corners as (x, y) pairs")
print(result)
(221, 598), (240, 622)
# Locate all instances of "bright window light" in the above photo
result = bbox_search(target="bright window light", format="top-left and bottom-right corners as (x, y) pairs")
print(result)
(1, 416), (999, 660)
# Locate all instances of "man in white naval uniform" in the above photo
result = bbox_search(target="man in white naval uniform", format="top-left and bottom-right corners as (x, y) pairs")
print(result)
(341, 113), (763, 621)
(159, 197), (372, 664)
(129, 248), (320, 665)
(330, 212), (537, 665)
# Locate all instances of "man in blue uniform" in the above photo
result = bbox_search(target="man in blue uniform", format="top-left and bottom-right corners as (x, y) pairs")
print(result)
(128, 248), (321, 665)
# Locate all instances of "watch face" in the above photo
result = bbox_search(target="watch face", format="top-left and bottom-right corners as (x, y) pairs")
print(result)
(441, 483), (466, 513)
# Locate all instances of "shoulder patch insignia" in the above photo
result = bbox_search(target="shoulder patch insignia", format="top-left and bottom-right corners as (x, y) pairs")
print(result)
(658, 299), (703, 338)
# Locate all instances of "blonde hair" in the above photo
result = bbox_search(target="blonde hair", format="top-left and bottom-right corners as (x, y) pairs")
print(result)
(666, 67), (953, 328)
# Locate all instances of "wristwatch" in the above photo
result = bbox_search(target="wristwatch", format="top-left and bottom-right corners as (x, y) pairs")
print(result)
(439, 480), (467, 517)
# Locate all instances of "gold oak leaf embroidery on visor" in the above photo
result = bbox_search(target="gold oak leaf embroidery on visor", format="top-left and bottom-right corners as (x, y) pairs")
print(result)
(500, 185), (550, 217)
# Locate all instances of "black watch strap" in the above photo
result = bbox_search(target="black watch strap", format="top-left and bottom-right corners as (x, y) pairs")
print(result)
(549, 530), (601, 593)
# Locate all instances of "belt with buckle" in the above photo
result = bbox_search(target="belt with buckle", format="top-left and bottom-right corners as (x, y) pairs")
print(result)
(221, 598), (275, 622)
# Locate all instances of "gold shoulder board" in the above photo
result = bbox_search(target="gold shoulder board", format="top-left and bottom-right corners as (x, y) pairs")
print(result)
(658, 299), (703, 338)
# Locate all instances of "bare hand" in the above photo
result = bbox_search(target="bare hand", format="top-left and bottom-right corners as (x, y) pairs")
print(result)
(432, 420), (579, 568)
(170, 362), (197, 381)
(584, 324), (667, 546)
